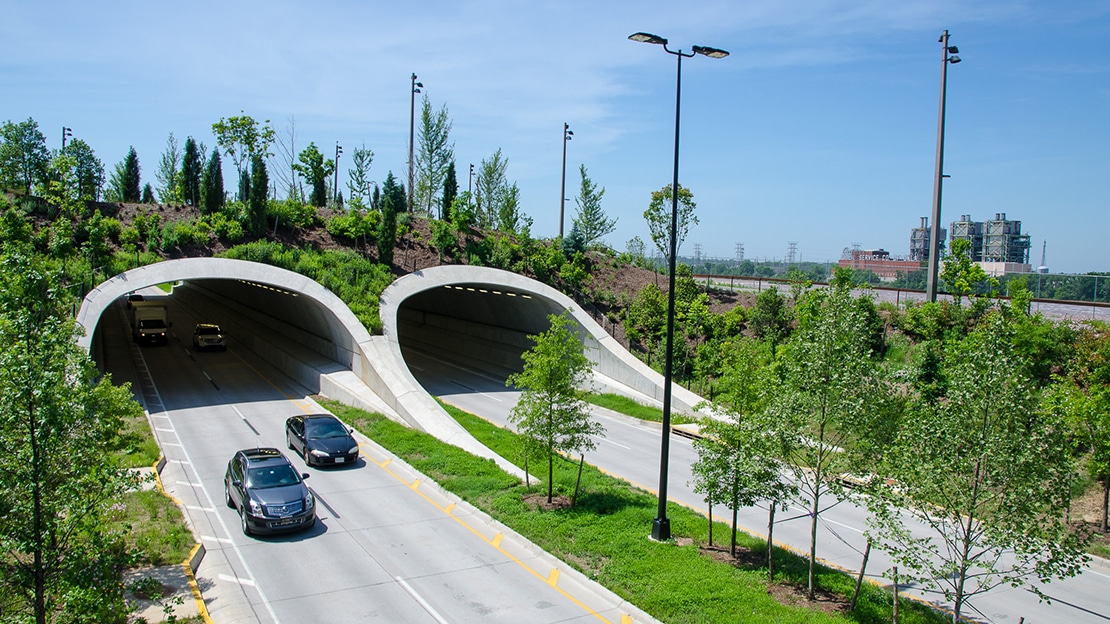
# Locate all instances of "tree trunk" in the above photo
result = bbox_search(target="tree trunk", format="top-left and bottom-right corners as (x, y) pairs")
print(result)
(767, 503), (776, 582)
(893, 566), (899, 624)
(547, 450), (554, 504)
(1102, 473), (1109, 533)
(731, 504), (739, 559)
(708, 502), (713, 547)
(808, 488), (820, 600)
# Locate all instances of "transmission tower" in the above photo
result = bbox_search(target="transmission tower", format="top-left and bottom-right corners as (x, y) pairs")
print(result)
(735, 242), (744, 262)
(693, 243), (702, 262)
(786, 241), (798, 264)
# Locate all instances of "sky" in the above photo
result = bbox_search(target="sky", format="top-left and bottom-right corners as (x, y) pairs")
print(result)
(3, 0), (1108, 274)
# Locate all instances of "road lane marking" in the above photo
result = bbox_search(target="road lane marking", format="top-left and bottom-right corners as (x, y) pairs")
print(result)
(596, 437), (630, 450)
(395, 576), (449, 624)
(201, 536), (233, 545)
(547, 568), (560, 586)
(218, 574), (256, 587)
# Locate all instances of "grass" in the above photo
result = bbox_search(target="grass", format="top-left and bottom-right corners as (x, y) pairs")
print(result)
(320, 396), (947, 624)
(586, 392), (697, 425)
(111, 490), (195, 566)
(113, 407), (161, 469)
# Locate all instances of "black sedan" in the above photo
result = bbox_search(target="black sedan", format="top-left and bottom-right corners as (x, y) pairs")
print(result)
(224, 448), (315, 536)
(286, 414), (360, 467)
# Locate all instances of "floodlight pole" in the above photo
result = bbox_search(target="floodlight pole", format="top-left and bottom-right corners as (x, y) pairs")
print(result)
(559, 123), (573, 238)
(925, 30), (961, 302)
(408, 73), (423, 212)
(629, 32), (728, 542)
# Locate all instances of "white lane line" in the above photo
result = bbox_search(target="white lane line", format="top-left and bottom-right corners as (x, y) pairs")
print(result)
(1086, 568), (1110, 579)
(176, 481), (202, 487)
(185, 505), (215, 512)
(395, 576), (450, 624)
(201, 536), (234, 545)
(822, 517), (865, 534)
(596, 437), (631, 450)
(155, 427), (176, 433)
(162, 442), (183, 447)
(218, 573), (256, 587)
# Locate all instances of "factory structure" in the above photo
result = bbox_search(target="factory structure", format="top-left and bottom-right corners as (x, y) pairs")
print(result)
(839, 213), (1033, 281)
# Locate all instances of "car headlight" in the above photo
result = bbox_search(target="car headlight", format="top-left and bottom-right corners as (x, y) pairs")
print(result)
(347, 446), (359, 455)
(310, 449), (329, 458)
(305, 492), (315, 510)
(249, 499), (263, 515)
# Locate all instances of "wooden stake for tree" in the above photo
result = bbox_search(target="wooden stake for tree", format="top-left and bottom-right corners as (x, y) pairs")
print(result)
(708, 502), (713, 547)
(767, 503), (776, 582)
(572, 454), (584, 506)
(892, 566), (899, 624)
(850, 539), (871, 611)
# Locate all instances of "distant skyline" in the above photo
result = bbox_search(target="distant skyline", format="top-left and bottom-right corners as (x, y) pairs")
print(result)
(3, 0), (1107, 274)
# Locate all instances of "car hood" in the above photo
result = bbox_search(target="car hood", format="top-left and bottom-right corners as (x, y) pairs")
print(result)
(308, 436), (357, 454)
(251, 484), (308, 507)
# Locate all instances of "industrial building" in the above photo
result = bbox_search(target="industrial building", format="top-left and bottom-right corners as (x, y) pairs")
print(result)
(948, 213), (1032, 275)
(909, 216), (945, 262)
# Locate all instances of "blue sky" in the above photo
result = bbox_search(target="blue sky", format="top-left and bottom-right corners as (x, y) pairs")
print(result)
(3, 0), (1107, 274)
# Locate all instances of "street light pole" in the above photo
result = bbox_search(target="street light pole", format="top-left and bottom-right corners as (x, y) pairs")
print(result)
(925, 30), (961, 303)
(629, 31), (728, 543)
(408, 73), (423, 213)
(61, 126), (72, 150)
(559, 123), (573, 238)
(333, 141), (343, 207)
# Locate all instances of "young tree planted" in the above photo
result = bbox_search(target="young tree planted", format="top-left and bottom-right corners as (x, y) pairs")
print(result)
(249, 154), (269, 236)
(644, 183), (697, 266)
(201, 148), (225, 214)
(866, 313), (1087, 622)
(180, 136), (203, 208)
(475, 149), (509, 229)
(414, 95), (454, 216)
(212, 113), (275, 202)
(572, 164), (616, 248)
(507, 311), (604, 504)
(154, 132), (181, 203)
(345, 144), (375, 210)
(293, 142), (335, 208)
(441, 161), (457, 221)
(61, 138), (105, 202)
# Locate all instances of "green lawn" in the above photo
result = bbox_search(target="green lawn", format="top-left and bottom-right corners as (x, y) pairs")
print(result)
(320, 397), (947, 624)
(586, 392), (697, 425)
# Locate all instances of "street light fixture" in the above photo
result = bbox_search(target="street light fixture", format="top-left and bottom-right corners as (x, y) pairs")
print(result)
(61, 126), (72, 150)
(629, 30), (728, 543)
(925, 30), (961, 303)
(559, 122), (573, 238)
(333, 141), (343, 207)
(409, 73), (423, 213)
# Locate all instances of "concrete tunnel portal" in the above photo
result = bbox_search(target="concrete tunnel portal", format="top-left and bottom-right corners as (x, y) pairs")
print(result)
(77, 260), (704, 473)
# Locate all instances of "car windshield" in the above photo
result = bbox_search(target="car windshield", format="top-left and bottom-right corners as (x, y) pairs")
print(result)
(139, 320), (166, 329)
(196, 326), (221, 335)
(248, 464), (301, 488)
(306, 419), (349, 439)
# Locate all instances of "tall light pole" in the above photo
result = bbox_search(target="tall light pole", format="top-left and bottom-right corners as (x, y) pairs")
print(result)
(333, 141), (343, 207)
(408, 73), (423, 213)
(925, 30), (961, 302)
(61, 126), (72, 150)
(559, 123), (573, 238)
(629, 31), (728, 543)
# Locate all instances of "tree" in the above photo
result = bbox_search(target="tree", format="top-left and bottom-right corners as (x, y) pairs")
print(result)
(272, 115), (303, 201)
(692, 337), (795, 573)
(506, 311), (604, 504)
(766, 281), (892, 600)
(941, 238), (994, 305)
(475, 149), (509, 229)
(61, 139), (105, 202)
(201, 148), (225, 214)
(440, 161), (457, 221)
(345, 144), (375, 210)
(0, 249), (144, 624)
(866, 314), (1087, 622)
(0, 117), (50, 195)
(495, 182), (530, 235)
(180, 136), (203, 208)
(155, 132), (181, 203)
(212, 113), (275, 201)
(292, 142), (335, 208)
(248, 154), (269, 235)
(572, 165), (615, 247)
(105, 147), (141, 203)
(748, 286), (792, 353)
(141, 182), (155, 204)
(377, 172), (403, 266)
(644, 183), (697, 265)
(413, 95), (455, 215)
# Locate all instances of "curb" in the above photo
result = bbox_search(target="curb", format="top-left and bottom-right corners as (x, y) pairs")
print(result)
(151, 454), (213, 623)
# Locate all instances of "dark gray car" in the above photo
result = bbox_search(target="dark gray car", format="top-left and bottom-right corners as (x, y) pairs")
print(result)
(224, 448), (315, 535)
(285, 414), (360, 467)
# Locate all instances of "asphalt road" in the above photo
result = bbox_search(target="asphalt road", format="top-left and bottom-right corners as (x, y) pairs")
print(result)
(101, 289), (650, 624)
(405, 348), (1110, 624)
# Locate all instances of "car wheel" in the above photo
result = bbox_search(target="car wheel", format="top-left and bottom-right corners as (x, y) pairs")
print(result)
(240, 508), (252, 536)
(303, 446), (312, 466)
(224, 481), (235, 508)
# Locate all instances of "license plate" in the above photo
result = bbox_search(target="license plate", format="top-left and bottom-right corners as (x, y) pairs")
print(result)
(273, 518), (297, 527)
(334, 457), (345, 463)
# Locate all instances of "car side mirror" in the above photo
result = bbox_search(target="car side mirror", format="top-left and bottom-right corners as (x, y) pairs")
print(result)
(232, 479), (242, 487)
(301, 473), (310, 480)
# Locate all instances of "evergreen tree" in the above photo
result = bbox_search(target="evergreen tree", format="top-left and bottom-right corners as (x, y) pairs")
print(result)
(155, 132), (181, 203)
(572, 164), (616, 247)
(475, 149), (509, 228)
(249, 154), (269, 236)
(61, 138), (104, 201)
(121, 146), (141, 202)
(441, 161), (457, 221)
(181, 136), (203, 207)
(377, 172), (402, 267)
(141, 182), (155, 204)
(414, 95), (454, 215)
(201, 148), (225, 214)
(345, 144), (375, 210)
